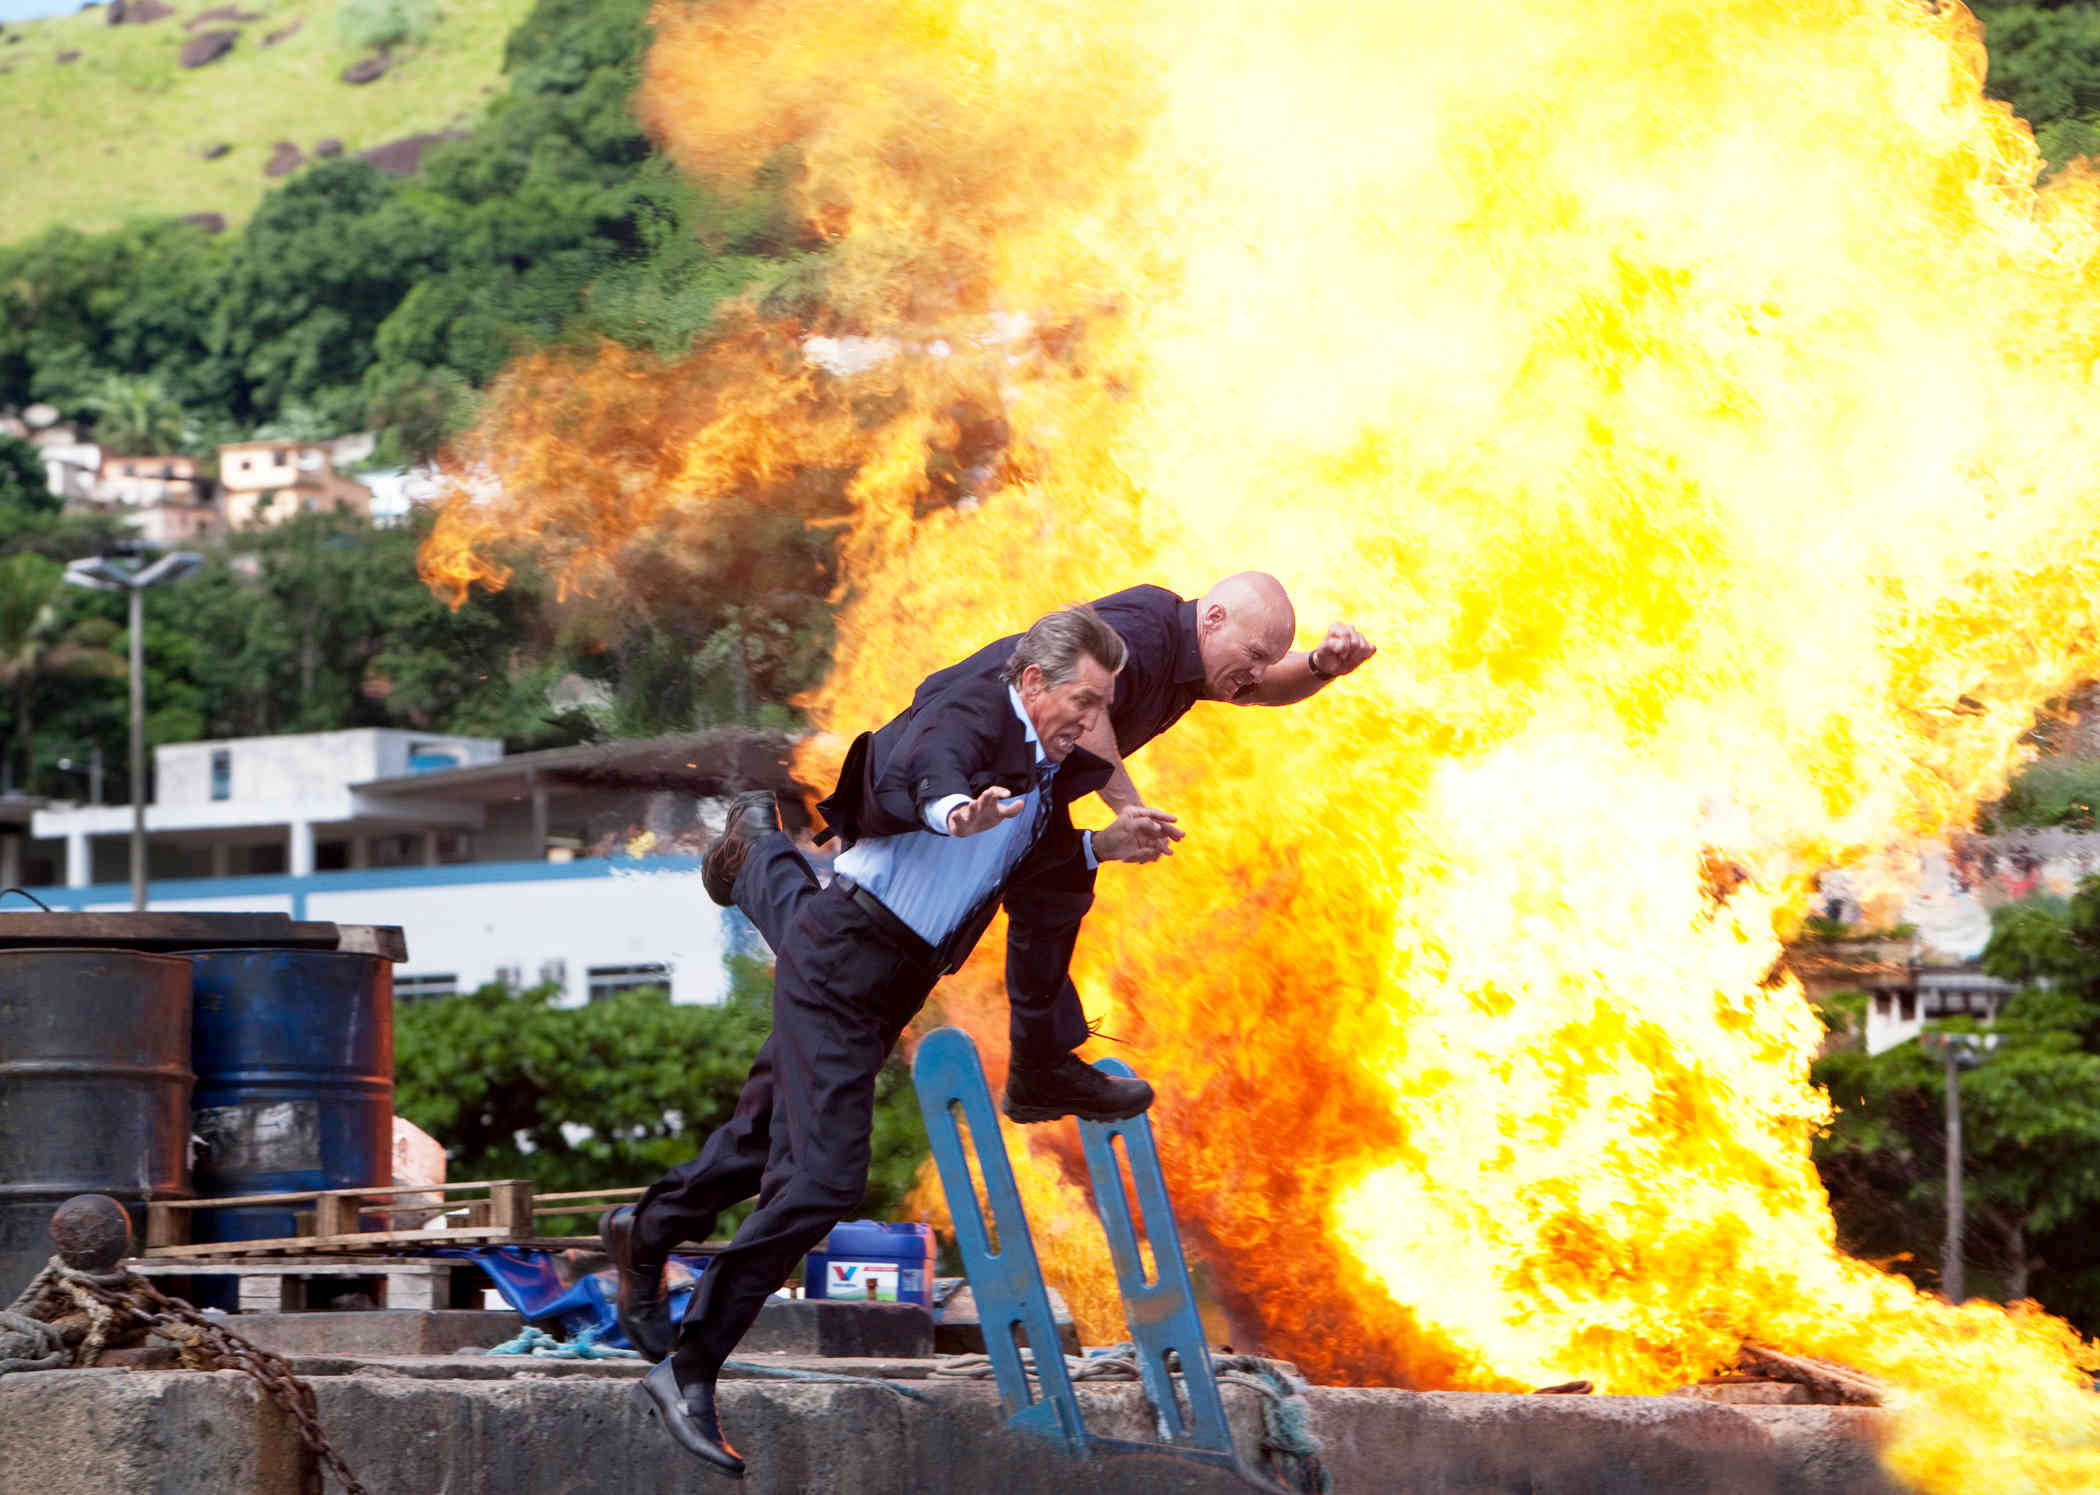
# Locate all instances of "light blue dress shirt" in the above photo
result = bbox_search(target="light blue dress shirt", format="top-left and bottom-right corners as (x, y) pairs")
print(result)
(834, 686), (1069, 947)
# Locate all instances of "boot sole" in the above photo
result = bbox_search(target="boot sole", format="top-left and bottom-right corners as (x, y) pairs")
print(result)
(1001, 1099), (1153, 1124)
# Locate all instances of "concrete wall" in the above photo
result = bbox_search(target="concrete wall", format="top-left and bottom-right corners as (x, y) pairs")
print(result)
(0, 1369), (1902, 1495)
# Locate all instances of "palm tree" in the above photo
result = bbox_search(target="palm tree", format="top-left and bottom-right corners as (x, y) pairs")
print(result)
(80, 373), (192, 455)
(0, 553), (124, 793)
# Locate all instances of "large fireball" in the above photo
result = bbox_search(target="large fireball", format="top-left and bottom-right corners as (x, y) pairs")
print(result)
(425, 0), (2100, 1485)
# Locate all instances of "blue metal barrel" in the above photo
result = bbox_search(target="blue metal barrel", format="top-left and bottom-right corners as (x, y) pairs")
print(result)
(188, 949), (393, 1244)
(0, 948), (194, 1300)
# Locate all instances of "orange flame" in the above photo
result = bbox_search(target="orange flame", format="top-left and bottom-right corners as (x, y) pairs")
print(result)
(424, 0), (2100, 1483)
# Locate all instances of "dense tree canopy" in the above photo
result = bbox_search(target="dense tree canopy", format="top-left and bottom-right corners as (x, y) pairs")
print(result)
(393, 965), (928, 1234)
(1972, 2), (2100, 169)
(0, 0), (798, 449)
(1813, 882), (2100, 1330)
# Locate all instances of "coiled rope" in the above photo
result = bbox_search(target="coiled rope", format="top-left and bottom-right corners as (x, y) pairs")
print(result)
(0, 1258), (125, 1372)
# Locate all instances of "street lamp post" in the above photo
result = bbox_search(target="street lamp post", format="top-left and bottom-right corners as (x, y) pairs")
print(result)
(61, 551), (203, 911)
(1919, 1028), (2001, 1303)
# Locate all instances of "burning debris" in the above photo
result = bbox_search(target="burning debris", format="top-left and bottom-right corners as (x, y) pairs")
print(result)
(422, 0), (2100, 1485)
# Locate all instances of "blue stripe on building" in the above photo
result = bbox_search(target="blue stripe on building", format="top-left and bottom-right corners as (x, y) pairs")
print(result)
(19, 854), (711, 916)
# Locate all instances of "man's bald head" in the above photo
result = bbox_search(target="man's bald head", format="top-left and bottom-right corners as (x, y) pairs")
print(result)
(1194, 571), (1298, 701)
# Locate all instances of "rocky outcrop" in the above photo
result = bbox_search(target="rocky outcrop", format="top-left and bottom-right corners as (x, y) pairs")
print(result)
(261, 17), (299, 45)
(340, 51), (389, 84)
(180, 212), (227, 233)
(106, 0), (174, 23)
(262, 141), (304, 177)
(178, 28), (235, 65)
(358, 130), (466, 175)
(184, 4), (260, 26)
(56, 48), (79, 62)
(314, 137), (342, 158)
(200, 141), (231, 159)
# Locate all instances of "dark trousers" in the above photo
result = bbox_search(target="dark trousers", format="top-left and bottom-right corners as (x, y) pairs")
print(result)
(647, 878), (937, 1380)
(628, 833), (1094, 1324)
(998, 848), (1097, 1060)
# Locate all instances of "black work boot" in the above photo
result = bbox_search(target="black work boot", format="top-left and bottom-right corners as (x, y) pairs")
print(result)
(600, 1204), (673, 1361)
(1002, 1053), (1155, 1124)
(702, 791), (781, 907)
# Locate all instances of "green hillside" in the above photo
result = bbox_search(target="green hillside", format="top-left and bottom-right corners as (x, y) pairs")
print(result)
(0, 0), (538, 243)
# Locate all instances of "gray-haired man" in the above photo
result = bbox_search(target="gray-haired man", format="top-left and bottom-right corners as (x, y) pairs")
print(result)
(623, 604), (1174, 1475)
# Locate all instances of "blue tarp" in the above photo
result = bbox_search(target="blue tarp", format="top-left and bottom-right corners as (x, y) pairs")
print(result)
(433, 1247), (709, 1350)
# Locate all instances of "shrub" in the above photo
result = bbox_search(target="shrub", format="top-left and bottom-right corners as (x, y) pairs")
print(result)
(1980, 758), (2100, 832)
(338, 0), (440, 53)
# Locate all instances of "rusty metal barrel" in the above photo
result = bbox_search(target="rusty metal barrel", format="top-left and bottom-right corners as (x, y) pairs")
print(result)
(0, 948), (194, 1299)
(188, 949), (393, 1244)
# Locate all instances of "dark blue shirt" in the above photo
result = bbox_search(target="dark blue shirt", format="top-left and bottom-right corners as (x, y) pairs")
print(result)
(917, 584), (1209, 759)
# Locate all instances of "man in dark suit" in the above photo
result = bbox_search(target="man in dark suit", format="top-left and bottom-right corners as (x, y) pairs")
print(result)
(704, 571), (1375, 1111)
(620, 603), (1178, 1475)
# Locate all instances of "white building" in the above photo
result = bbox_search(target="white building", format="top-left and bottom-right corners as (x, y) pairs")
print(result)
(1858, 966), (2020, 1055)
(22, 727), (803, 1007)
(358, 465), (443, 527)
(39, 441), (101, 503)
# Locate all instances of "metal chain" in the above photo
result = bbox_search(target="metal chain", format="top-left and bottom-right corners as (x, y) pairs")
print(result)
(44, 1263), (368, 1495)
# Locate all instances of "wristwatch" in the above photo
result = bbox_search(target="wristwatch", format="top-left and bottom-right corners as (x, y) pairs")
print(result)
(1305, 649), (1336, 681)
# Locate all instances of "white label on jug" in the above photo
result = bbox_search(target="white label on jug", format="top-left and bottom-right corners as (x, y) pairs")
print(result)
(827, 1261), (899, 1301)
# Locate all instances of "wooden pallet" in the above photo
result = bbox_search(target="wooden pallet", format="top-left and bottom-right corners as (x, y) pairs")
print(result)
(133, 1254), (497, 1314)
(143, 1180), (648, 1258)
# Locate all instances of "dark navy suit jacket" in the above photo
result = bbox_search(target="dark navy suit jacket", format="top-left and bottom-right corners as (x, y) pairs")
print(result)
(814, 671), (1114, 973)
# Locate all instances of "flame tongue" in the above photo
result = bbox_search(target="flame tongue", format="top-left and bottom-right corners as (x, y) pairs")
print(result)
(423, 0), (2100, 1482)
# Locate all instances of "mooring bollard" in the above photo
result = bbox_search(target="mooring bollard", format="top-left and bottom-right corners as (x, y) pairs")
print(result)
(48, 1193), (133, 1273)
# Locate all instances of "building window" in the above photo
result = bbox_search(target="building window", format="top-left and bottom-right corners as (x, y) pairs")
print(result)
(587, 963), (672, 1002)
(210, 749), (231, 801)
(395, 973), (460, 1003)
(1899, 992), (1917, 1023)
(408, 742), (461, 774)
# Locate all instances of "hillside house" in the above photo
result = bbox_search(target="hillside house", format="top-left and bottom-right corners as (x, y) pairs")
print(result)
(218, 440), (373, 528)
(90, 453), (223, 545)
(38, 441), (101, 503)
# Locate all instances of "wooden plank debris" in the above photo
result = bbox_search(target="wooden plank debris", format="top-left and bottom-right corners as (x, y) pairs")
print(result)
(1733, 1343), (1885, 1406)
(141, 1179), (667, 1258)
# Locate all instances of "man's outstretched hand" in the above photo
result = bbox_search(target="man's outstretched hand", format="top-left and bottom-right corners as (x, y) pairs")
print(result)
(948, 786), (1027, 838)
(1310, 621), (1377, 678)
(1092, 805), (1184, 864)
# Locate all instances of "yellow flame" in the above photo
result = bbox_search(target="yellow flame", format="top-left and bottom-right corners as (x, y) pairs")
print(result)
(426, 0), (2100, 1483)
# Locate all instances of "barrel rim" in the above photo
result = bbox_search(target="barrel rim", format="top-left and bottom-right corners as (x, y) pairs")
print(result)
(0, 946), (198, 967)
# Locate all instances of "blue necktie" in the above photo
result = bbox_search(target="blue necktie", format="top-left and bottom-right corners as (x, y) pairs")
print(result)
(1026, 761), (1057, 849)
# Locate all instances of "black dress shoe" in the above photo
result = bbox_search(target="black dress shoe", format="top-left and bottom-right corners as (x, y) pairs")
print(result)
(633, 1359), (745, 1478)
(702, 791), (782, 907)
(1002, 1053), (1155, 1124)
(600, 1205), (673, 1362)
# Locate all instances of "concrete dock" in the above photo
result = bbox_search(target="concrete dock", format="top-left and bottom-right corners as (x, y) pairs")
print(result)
(0, 1351), (1901, 1495)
